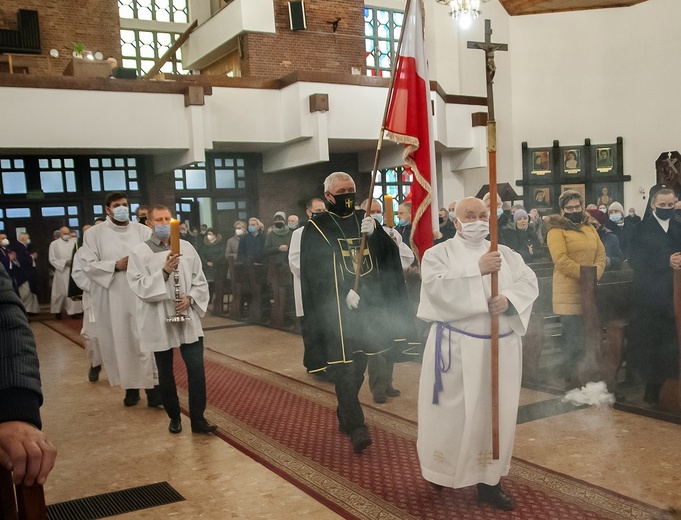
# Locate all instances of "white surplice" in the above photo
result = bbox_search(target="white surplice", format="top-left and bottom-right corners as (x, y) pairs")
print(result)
(48, 237), (82, 315)
(79, 219), (156, 389)
(126, 239), (209, 352)
(383, 225), (415, 271)
(71, 248), (102, 368)
(288, 226), (304, 317)
(417, 234), (538, 489)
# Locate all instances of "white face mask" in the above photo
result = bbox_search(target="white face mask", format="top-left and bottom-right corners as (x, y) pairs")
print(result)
(458, 219), (489, 243)
(1, 238), (9, 247)
(62, 235), (70, 241)
(235, 228), (244, 236)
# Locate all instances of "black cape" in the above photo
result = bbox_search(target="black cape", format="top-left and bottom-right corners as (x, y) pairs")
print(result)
(300, 210), (417, 372)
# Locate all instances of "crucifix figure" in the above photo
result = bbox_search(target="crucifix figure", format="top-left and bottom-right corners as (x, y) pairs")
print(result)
(467, 19), (508, 121)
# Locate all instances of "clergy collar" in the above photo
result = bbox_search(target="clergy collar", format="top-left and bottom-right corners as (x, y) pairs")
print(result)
(150, 234), (170, 248)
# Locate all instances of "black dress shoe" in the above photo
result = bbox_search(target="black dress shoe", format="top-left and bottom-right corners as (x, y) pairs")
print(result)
(123, 389), (140, 407)
(386, 387), (401, 397)
(88, 365), (101, 382)
(373, 395), (387, 404)
(430, 482), (444, 491)
(191, 419), (217, 434)
(54, 313), (62, 320)
(168, 418), (182, 434)
(349, 426), (372, 454)
(145, 387), (163, 408)
(476, 483), (515, 511)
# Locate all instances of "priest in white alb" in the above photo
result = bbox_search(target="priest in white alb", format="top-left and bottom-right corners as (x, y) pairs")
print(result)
(78, 192), (160, 407)
(417, 197), (538, 511)
(126, 205), (216, 435)
(48, 226), (82, 319)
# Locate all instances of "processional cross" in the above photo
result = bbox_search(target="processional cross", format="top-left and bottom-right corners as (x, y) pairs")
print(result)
(467, 19), (508, 461)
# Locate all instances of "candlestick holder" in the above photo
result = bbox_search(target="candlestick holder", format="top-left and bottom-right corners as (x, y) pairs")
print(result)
(166, 267), (191, 323)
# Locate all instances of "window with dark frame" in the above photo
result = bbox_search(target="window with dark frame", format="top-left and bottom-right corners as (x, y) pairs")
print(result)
(364, 7), (404, 78)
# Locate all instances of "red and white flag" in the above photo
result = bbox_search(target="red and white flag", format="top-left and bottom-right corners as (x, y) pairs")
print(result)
(384, 0), (438, 262)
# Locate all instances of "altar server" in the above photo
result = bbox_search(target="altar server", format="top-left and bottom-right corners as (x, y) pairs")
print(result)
(417, 197), (538, 511)
(48, 226), (82, 318)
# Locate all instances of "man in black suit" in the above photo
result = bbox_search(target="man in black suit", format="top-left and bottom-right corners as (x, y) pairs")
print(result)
(0, 264), (57, 486)
(628, 188), (681, 405)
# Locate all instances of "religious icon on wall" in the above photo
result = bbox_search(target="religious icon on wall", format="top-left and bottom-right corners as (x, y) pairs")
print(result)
(596, 147), (614, 173)
(561, 183), (586, 202)
(531, 151), (551, 175)
(563, 149), (581, 174)
(655, 151), (681, 195)
(592, 183), (620, 207)
(532, 187), (551, 208)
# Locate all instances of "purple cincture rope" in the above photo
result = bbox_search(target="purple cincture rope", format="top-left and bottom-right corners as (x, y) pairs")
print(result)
(432, 322), (513, 405)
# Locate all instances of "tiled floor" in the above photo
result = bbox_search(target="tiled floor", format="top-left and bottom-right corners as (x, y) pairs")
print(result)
(33, 313), (681, 518)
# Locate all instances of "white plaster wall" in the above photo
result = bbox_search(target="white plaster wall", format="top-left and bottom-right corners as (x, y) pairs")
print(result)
(508, 0), (681, 213)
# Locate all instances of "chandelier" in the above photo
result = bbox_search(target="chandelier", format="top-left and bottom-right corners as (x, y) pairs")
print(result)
(435, 0), (489, 27)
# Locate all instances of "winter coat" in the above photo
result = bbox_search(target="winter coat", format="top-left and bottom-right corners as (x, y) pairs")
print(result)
(546, 214), (606, 315)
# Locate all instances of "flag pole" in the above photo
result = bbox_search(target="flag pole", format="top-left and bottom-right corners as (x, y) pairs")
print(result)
(353, 0), (415, 293)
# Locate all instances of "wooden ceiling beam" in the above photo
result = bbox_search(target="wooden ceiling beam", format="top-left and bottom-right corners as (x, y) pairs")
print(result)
(499, 0), (648, 16)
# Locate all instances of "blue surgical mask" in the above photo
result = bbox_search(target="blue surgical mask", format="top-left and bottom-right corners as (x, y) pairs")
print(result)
(609, 214), (622, 223)
(288, 223), (297, 230)
(112, 205), (129, 222)
(398, 219), (408, 226)
(449, 211), (455, 220)
(371, 214), (384, 225)
(248, 225), (257, 233)
(154, 223), (170, 239)
(497, 208), (504, 218)
(655, 207), (674, 221)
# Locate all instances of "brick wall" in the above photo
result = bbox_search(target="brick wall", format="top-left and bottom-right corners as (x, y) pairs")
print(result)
(255, 153), (370, 226)
(0, 2), (120, 76)
(241, 0), (365, 78)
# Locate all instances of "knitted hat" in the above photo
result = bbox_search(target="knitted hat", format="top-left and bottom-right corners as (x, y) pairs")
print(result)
(608, 201), (624, 214)
(513, 209), (528, 222)
(273, 211), (286, 221)
(587, 208), (607, 227)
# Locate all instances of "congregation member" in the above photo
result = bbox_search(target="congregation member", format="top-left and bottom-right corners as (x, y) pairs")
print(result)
(417, 197), (538, 511)
(437, 207), (456, 242)
(606, 201), (632, 257)
(264, 211), (292, 265)
(506, 209), (542, 264)
(289, 198), (326, 376)
(199, 228), (223, 298)
(135, 205), (149, 225)
(79, 192), (160, 407)
(0, 264), (57, 487)
(127, 205), (216, 435)
(48, 226), (82, 319)
(625, 207), (641, 225)
(588, 209), (624, 270)
(12, 233), (40, 314)
(0, 234), (19, 294)
(447, 200), (458, 222)
(546, 190), (605, 387)
(300, 172), (412, 453)
(628, 187), (681, 406)
(528, 208), (545, 245)
(482, 192), (512, 246)
(395, 202), (413, 248)
(224, 220), (247, 283)
(237, 217), (266, 265)
(288, 214), (299, 230)
(71, 225), (103, 382)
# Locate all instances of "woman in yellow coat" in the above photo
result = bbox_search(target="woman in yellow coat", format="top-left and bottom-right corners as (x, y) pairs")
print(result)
(546, 190), (606, 387)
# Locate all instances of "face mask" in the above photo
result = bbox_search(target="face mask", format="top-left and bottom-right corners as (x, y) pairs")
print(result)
(327, 193), (355, 217)
(398, 219), (408, 226)
(62, 235), (70, 241)
(235, 229), (244, 236)
(628, 211), (635, 217)
(655, 207), (674, 221)
(138, 216), (147, 225)
(599, 208), (607, 213)
(154, 223), (171, 239)
(1, 238), (8, 247)
(438, 216), (445, 224)
(274, 222), (285, 229)
(248, 225), (257, 234)
(497, 208), (504, 218)
(609, 214), (622, 223)
(449, 211), (455, 220)
(180, 229), (187, 236)
(372, 214), (384, 226)
(207, 233), (216, 242)
(288, 223), (297, 230)
(112, 205), (129, 222)
(565, 212), (583, 224)
(458, 219), (489, 243)
(25, 239), (30, 245)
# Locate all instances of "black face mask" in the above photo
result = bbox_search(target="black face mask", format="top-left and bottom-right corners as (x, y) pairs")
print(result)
(138, 216), (147, 225)
(438, 216), (446, 224)
(655, 207), (674, 221)
(327, 193), (355, 217)
(565, 212), (583, 224)
(274, 221), (285, 229)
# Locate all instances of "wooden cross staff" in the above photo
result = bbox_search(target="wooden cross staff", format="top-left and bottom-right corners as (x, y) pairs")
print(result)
(467, 19), (508, 461)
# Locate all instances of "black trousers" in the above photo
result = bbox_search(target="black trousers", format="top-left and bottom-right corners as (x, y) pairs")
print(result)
(326, 352), (368, 434)
(628, 308), (678, 385)
(154, 338), (207, 424)
(560, 315), (585, 383)
(367, 351), (395, 399)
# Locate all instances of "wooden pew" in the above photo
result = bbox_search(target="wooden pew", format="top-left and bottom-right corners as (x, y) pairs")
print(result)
(0, 466), (46, 520)
(227, 258), (246, 319)
(246, 263), (267, 324)
(211, 257), (229, 316)
(268, 258), (292, 328)
(659, 269), (681, 413)
(521, 275), (554, 386)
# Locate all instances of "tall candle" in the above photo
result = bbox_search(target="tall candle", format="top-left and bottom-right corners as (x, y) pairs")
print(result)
(384, 194), (395, 227)
(170, 219), (180, 255)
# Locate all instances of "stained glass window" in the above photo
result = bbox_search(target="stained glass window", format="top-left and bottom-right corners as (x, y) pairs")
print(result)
(364, 7), (404, 78)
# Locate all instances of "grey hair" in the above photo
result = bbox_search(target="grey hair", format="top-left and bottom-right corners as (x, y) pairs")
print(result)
(324, 172), (354, 193)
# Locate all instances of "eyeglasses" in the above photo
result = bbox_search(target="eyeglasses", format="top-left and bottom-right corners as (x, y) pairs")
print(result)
(564, 204), (582, 211)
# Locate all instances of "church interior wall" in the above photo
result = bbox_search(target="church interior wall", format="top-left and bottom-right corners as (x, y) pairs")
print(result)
(507, 0), (681, 213)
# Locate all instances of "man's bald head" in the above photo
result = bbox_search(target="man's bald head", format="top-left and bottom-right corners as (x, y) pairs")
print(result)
(60, 226), (70, 235)
(456, 197), (488, 220)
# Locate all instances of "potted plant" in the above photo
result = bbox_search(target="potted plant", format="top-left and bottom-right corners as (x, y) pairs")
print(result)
(73, 42), (85, 58)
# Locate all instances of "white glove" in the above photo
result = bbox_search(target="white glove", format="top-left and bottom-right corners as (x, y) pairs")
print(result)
(345, 289), (360, 309)
(361, 217), (375, 236)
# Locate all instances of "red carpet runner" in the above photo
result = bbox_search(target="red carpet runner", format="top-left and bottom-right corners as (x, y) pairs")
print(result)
(171, 349), (665, 520)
